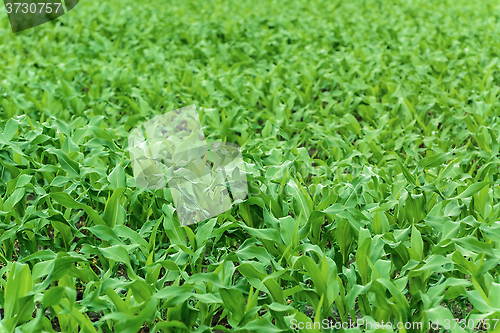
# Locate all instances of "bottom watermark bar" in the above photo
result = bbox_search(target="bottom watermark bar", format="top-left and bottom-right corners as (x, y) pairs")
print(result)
(290, 318), (497, 331)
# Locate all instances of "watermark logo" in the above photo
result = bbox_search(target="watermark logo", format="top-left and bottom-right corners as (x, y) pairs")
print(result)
(128, 105), (248, 226)
(3, 0), (78, 33)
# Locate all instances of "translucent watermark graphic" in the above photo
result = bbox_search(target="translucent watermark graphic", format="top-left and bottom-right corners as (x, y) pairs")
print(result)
(128, 104), (248, 226)
(3, 0), (78, 33)
(289, 318), (496, 331)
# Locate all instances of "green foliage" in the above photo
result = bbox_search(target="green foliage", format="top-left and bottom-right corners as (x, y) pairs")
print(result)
(1, 0), (500, 332)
